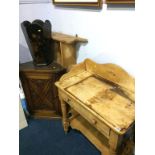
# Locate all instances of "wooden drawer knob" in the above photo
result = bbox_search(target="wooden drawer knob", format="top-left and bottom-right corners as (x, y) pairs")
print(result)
(67, 98), (71, 103)
(92, 119), (97, 125)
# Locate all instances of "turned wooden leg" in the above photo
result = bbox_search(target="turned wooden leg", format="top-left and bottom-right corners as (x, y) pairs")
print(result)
(109, 130), (123, 155)
(60, 97), (69, 133)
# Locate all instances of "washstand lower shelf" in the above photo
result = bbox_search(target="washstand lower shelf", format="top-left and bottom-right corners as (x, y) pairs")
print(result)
(70, 111), (134, 155)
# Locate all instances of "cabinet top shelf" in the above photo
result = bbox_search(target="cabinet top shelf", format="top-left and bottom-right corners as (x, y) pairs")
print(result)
(19, 61), (66, 73)
(52, 32), (88, 44)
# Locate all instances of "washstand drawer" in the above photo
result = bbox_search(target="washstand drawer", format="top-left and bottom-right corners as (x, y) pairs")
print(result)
(59, 91), (110, 139)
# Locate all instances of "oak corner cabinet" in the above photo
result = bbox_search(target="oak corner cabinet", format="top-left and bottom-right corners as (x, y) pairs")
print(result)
(20, 61), (66, 119)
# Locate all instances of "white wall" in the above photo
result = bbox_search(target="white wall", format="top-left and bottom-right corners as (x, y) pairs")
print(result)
(19, 3), (136, 76)
(19, 98), (28, 130)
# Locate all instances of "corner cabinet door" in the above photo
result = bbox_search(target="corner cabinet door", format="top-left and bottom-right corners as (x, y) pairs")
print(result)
(21, 71), (58, 117)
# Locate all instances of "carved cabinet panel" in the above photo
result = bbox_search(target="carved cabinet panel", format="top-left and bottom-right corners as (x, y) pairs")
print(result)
(28, 78), (54, 110)
(20, 61), (66, 118)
